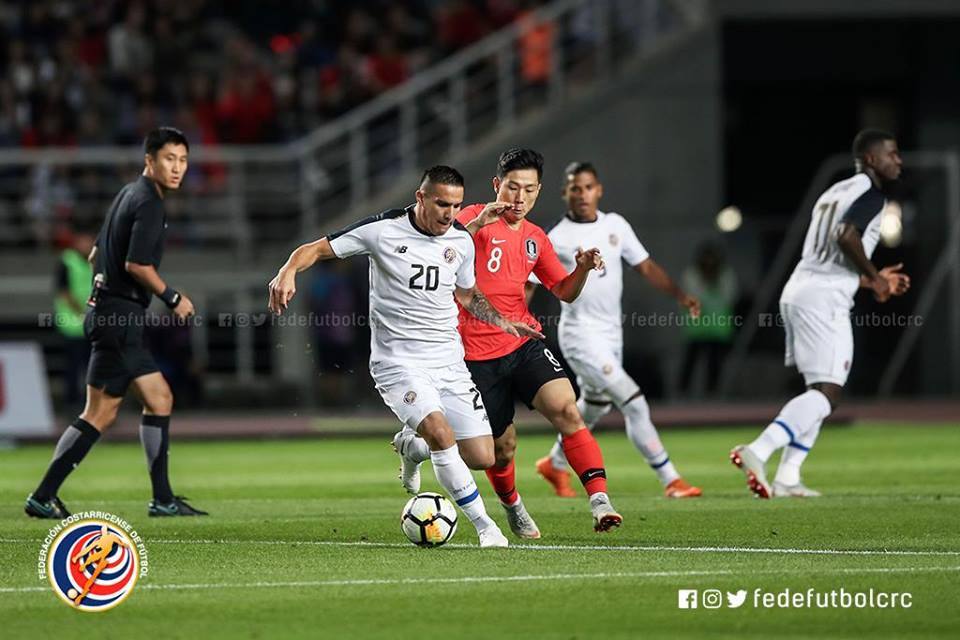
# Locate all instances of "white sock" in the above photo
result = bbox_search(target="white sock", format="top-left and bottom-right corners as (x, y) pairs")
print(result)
(548, 397), (610, 471)
(750, 390), (832, 463)
(622, 394), (679, 486)
(402, 427), (431, 463)
(774, 417), (823, 486)
(430, 444), (495, 533)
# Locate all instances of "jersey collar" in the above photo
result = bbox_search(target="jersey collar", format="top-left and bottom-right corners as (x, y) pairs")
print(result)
(564, 209), (603, 224)
(406, 205), (436, 237)
(139, 175), (164, 200)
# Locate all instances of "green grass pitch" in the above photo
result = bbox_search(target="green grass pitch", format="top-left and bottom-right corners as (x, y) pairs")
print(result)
(1, 422), (958, 638)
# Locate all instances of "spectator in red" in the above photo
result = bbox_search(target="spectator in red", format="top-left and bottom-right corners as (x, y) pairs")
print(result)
(217, 69), (276, 143)
(364, 35), (409, 92)
(436, 0), (491, 53)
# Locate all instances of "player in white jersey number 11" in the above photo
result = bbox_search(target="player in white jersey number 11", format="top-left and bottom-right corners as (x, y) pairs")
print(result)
(268, 166), (544, 548)
(731, 130), (910, 499)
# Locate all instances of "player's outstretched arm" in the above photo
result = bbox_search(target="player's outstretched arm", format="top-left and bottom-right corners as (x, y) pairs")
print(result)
(837, 223), (892, 302)
(455, 286), (545, 339)
(268, 237), (337, 315)
(464, 202), (516, 236)
(550, 248), (604, 303)
(634, 258), (701, 318)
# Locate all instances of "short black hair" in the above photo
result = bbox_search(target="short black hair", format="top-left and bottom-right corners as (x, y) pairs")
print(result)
(562, 161), (598, 186)
(144, 126), (189, 156)
(852, 129), (895, 161)
(420, 165), (465, 188)
(497, 148), (544, 180)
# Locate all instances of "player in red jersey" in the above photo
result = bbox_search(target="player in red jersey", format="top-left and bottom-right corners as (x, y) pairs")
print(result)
(456, 148), (622, 535)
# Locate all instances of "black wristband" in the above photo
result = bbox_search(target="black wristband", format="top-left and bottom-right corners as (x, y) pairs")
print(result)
(160, 287), (181, 309)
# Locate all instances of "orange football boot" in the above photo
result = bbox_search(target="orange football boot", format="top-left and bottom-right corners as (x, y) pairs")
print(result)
(535, 456), (577, 497)
(664, 478), (703, 498)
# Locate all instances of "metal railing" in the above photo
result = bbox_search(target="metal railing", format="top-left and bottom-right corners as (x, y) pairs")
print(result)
(0, 0), (706, 260)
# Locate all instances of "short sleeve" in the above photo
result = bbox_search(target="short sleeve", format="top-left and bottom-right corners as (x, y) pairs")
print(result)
(840, 187), (885, 233)
(455, 240), (476, 289)
(616, 215), (650, 266)
(533, 233), (569, 291)
(327, 213), (388, 258)
(126, 200), (165, 264)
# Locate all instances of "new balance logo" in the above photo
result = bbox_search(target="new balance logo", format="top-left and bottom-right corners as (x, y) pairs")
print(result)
(395, 246), (408, 253)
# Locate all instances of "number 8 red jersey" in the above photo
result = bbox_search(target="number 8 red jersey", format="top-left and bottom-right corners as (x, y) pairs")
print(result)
(455, 204), (569, 361)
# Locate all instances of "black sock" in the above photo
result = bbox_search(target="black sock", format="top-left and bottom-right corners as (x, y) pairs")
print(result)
(140, 414), (174, 503)
(33, 418), (101, 502)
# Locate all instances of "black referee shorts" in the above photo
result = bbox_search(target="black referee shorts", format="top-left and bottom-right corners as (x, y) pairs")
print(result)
(84, 297), (159, 397)
(465, 339), (570, 438)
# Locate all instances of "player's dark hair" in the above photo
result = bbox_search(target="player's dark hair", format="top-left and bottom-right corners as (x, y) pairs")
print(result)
(144, 126), (190, 156)
(562, 161), (598, 186)
(497, 148), (544, 180)
(420, 165), (465, 188)
(852, 129), (895, 161)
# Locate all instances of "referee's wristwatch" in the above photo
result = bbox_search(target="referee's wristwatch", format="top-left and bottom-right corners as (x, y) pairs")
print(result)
(160, 287), (182, 309)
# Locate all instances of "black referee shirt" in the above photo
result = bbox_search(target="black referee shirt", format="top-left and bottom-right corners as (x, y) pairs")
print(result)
(93, 175), (167, 307)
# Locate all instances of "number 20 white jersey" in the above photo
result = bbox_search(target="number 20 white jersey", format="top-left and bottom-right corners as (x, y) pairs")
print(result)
(328, 206), (477, 367)
(782, 172), (886, 312)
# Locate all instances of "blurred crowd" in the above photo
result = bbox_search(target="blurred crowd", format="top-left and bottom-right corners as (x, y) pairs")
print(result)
(0, 0), (550, 148)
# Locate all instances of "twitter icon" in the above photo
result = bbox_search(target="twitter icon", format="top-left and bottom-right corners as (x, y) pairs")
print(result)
(726, 590), (748, 608)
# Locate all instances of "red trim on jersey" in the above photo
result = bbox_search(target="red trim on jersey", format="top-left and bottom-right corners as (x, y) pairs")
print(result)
(456, 204), (569, 361)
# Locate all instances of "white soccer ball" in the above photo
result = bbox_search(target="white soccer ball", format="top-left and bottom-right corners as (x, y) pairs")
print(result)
(400, 492), (458, 547)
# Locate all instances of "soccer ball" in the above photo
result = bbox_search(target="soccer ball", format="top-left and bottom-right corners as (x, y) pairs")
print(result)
(400, 492), (458, 547)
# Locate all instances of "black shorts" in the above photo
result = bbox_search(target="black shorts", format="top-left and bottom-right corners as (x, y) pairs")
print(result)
(465, 339), (569, 438)
(84, 297), (159, 397)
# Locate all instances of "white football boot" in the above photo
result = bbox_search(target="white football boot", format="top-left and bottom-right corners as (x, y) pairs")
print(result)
(391, 430), (422, 495)
(589, 492), (623, 532)
(478, 525), (509, 548)
(730, 444), (772, 499)
(503, 498), (541, 539)
(772, 481), (822, 498)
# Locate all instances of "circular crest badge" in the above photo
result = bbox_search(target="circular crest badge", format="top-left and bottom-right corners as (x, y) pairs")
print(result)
(44, 518), (142, 611)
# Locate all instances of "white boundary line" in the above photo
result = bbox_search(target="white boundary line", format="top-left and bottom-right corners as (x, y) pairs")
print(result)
(2, 565), (959, 594)
(2, 537), (960, 556)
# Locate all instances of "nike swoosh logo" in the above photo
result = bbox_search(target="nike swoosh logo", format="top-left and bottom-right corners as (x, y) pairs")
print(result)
(491, 239), (507, 244)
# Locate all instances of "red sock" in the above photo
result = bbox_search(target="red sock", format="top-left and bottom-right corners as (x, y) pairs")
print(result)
(561, 428), (608, 495)
(485, 459), (519, 506)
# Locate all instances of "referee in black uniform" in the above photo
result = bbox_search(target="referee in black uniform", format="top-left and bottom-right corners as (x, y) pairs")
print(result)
(26, 127), (207, 518)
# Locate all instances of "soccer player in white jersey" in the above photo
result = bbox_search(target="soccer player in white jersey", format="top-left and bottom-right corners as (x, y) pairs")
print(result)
(731, 130), (910, 498)
(268, 166), (544, 547)
(528, 162), (704, 499)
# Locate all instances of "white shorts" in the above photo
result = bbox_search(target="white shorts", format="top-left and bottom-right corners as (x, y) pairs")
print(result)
(370, 359), (491, 440)
(780, 302), (853, 386)
(559, 334), (641, 406)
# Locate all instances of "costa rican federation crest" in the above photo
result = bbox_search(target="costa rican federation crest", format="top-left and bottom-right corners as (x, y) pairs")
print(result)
(609, 233), (619, 247)
(443, 247), (456, 264)
(403, 391), (417, 405)
(524, 238), (538, 261)
(44, 518), (142, 611)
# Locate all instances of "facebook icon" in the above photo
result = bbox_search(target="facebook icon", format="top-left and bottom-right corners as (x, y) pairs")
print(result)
(678, 589), (698, 609)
